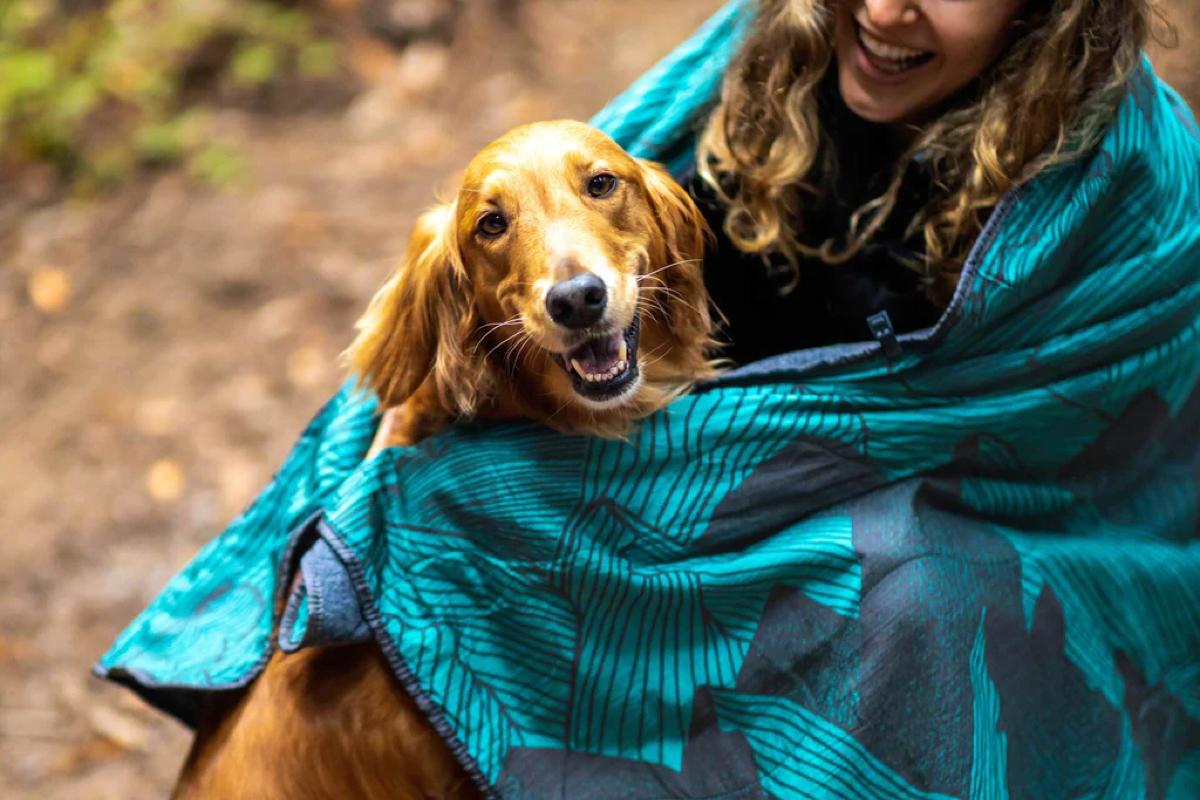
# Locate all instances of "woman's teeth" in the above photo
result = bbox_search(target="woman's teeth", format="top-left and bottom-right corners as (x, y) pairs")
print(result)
(858, 26), (931, 73)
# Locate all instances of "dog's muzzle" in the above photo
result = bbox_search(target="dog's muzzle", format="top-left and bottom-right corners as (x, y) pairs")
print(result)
(551, 314), (641, 402)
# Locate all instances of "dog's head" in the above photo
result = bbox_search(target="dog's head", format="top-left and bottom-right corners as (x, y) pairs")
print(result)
(349, 120), (720, 433)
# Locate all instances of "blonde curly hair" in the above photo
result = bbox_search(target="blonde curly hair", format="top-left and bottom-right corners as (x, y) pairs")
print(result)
(696, 0), (1169, 304)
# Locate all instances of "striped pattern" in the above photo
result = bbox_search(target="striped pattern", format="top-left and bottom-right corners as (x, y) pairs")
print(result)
(1002, 534), (1200, 714)
(321, 398), (864, 774)
(97, 6), (1200, 799)
(968, 611), (1008, 800)
(710, 690), (957, 800)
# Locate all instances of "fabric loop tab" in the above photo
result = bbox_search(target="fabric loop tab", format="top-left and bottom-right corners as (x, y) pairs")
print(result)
(278, 536), (371, 653)
(866, 310), (902, 358)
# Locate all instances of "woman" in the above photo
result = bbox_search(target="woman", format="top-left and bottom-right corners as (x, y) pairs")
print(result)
(693, 0), (1154, 363)
(100, 2), (1199, 798)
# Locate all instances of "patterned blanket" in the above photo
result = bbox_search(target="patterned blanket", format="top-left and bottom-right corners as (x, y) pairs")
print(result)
(97, 5), (1200, 797)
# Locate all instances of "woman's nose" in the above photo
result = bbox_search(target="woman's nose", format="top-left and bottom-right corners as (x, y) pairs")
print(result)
(862, 0), (920, 27)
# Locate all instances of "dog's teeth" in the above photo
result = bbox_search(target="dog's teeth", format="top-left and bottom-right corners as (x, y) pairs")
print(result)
(618, 340), (628, 363)
(572, 355), (631, 386)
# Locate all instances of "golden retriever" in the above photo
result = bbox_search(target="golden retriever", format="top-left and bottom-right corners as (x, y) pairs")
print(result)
(352, 119), (721, 448)
(173, 120), (720, 799)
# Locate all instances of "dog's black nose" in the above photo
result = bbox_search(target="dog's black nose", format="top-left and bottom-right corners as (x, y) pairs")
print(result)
(546, 274), (607, 329)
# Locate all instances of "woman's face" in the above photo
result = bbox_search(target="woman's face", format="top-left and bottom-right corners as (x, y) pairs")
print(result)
(833, 0), (1027, 126)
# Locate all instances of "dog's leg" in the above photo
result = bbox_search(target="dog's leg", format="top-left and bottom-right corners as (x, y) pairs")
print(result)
(365, 385), (456, 458)
(173, 645), (480, 799)
(365, 406), (401, 460)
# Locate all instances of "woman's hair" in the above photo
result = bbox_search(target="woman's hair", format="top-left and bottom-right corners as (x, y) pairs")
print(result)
(696, 0), (1167, 304)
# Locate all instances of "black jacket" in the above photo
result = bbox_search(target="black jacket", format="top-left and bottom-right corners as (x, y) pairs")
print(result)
(688, 93), (943, 366)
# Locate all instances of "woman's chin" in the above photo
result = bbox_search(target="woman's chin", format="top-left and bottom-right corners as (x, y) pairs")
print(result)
(836, 66), (930, 126)
(838, 75), (906, 124)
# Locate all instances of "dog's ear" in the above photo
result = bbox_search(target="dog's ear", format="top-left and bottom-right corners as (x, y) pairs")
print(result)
(637, 158), (716, 342)
(347, 203), (485, 415)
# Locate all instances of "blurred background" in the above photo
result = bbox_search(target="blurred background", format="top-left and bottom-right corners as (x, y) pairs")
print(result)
(0, 1), (1195, 797)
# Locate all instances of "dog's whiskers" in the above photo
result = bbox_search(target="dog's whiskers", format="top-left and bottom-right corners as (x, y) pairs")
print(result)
(483, 328), (529, 363)
(543, 394), (574, 426)
(637, 284), (708, 321)
(639, 341), (673, 370)
(479, 316), (522, 332)
(635, 258), (702, 283)
(635, 297), (668, 327)
(507, 335), (536, 377)
(638, 284), (686, 303)
(471, 318), (525, 358)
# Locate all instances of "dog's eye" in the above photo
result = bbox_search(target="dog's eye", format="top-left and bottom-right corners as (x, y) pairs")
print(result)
(586, 173), (618, 199)
(477, 212), (508, 238)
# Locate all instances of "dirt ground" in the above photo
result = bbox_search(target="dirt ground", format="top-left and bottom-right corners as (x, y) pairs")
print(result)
(1, 3), (1196, 798)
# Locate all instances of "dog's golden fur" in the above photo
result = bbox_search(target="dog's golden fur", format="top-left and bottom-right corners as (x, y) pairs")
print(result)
(175, 646), (481, 799)
(349, 119), (721, 447)
(173, 121), (720, 798)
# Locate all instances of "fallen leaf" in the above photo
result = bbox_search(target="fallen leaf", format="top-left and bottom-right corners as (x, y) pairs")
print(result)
(145, 459), (185, 503)
(28, 267), (72, 314)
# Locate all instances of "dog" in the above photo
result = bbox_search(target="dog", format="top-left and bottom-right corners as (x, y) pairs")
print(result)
(173, 120), (721, 799)
(352, 119), (721, 450)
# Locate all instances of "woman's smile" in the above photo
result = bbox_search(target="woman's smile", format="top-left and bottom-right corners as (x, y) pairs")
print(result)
(854, 11), (936, 79)
(835, 0), (1026, 125)
(852, 16), (935, 83)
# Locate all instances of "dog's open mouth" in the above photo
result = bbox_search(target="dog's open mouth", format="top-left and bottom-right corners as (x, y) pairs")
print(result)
(552, 316), (640, 402)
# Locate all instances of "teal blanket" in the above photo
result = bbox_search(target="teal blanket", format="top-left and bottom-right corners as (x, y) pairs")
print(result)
(98, 6), (1200, 797)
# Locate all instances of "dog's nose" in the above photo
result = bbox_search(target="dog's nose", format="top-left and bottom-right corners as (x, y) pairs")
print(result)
(545, 274), (607, 329)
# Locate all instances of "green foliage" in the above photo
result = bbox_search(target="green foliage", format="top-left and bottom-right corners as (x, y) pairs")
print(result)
(231, 42), (281, 86)
(298, 40), (337, 78)
(0, 0), (341, 190)
(187, 143), (247, 188)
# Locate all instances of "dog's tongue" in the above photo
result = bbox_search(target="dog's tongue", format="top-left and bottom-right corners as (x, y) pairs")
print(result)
(569, 333), (621, 374)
